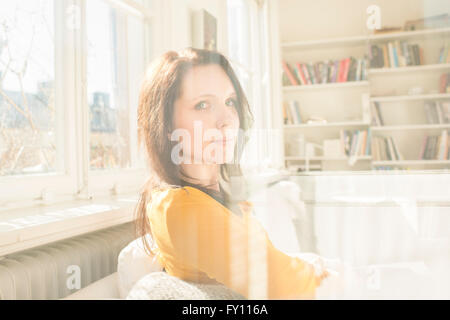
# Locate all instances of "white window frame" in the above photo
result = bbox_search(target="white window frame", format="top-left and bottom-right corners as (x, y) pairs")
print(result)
(0, 0), (155, 208)
(227, 0), (275, 171)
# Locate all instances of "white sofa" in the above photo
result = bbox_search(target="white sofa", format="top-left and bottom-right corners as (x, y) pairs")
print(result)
(63, 178), (449, 299)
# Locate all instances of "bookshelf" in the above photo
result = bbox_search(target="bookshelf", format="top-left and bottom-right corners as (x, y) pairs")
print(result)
(278, 1), (450, 173)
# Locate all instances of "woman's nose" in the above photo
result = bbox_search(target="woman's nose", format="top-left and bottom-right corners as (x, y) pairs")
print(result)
(216, 104), (235, 129)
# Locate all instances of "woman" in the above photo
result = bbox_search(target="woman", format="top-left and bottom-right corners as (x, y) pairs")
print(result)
(135, 47), (329, 299)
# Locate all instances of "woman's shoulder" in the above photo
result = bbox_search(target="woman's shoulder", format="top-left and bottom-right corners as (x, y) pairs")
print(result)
(146, 186), (219, 215)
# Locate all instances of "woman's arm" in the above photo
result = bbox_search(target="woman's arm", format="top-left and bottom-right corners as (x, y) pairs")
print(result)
(148, 187), (327, 299)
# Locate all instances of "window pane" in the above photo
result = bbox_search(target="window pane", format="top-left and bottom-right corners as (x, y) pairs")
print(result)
(0, 0), (56, 176)
(227, 0), (250, 67)
(87, 0), (145, 170)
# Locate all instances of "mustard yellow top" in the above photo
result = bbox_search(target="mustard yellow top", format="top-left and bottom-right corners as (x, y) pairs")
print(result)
(147, 186), (325, 299)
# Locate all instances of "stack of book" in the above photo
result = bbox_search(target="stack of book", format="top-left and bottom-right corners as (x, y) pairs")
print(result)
(438, 44), (450, 64)
(371, 136), (404, 161)
(283, 100), (302, 124)
(368, 41), (423, 68)
(424, 101), (450, 124)
(282, 57), (368, 86)
(371, 102), (384, 126)
(340, 129), (371, 157)
(418, 130), (449, 160)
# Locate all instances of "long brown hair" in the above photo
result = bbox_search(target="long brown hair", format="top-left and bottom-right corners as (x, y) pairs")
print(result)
(135, 47), (253, 255)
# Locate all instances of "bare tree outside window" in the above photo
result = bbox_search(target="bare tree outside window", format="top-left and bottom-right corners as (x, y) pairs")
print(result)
(0, 0), (56, 176)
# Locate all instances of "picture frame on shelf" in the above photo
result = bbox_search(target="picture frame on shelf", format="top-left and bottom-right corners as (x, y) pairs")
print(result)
(192, 9), (217, 51)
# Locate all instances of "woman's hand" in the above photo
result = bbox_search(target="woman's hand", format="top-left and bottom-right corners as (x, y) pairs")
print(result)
(288, 252), (334, 280)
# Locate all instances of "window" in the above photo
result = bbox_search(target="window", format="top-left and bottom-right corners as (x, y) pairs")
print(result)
(227, 0), (275, 172)
(0, 1), (57, 176)
(0, 0), (153, 207)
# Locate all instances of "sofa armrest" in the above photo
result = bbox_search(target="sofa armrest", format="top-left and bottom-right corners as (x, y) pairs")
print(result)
(63, 272), (120, 300)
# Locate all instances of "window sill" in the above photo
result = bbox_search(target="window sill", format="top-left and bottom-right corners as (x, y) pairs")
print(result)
(0, 195), (138, 257)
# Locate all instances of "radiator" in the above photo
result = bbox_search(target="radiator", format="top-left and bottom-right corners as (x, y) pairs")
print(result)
(0, 222), (136, 300)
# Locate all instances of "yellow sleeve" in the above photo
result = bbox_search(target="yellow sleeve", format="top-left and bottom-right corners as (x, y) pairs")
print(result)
(148, 187), (323, 299)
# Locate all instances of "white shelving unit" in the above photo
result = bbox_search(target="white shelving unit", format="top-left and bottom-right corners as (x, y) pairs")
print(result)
(278, 1), (450, 173)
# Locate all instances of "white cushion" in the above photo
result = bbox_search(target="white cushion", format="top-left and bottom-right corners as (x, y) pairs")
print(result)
(126, 272), (245, 300)
(249, 180), (308, 253)
(117, 234), (164, 299)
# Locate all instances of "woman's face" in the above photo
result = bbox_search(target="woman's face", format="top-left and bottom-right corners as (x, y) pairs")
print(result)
(171, 64), (240, 165)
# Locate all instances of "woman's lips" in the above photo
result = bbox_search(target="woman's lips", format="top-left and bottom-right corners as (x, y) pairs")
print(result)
(212, 138), (235, 144)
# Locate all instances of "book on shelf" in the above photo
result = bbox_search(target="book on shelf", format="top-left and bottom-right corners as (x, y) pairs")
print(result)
(369, 41), (423, 68)
(419, 130), (449, 160)
(283, 100), (302, 125)
(282, 56), (368, 86)
(281, 61), (299, 86)
(438, 44), (450, 64)
(371, 136), (403, 161)
(403, 14), (450, 31)
(424, 101), (450, 124)
(439, 72), (450, 93)
(340, 129), (371, 157)
(370, 101), (384, 126)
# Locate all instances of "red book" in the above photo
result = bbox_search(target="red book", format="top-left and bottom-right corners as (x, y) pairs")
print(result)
(282, 61), (299, 86)
(337, 59), (346, 82)
(295, 62), (307, 85)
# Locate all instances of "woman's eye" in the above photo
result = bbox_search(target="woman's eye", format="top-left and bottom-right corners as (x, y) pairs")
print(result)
(195, 101), (209, 110)
(226, 98), (237, 107)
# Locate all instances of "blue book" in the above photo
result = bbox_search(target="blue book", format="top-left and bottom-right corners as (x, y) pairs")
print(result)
(365, 128), (371, 155)
(293, 101), (302, 123)
(393, 47), (399, 67)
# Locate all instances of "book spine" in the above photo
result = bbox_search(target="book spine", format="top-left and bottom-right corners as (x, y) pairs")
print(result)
(288, 101), (298, 124)
(306, 63), (316, 84)
(386, 136), (396, 160)
(382, 44), (390, 68)
(419, 136), (428, 160)
(300, 63), (311, 85)
(388, 42), (395, 68)
(393, 44), (399, 67)
(413, 45), (420, 65)
(343, 57), (351, 82)
(440, 73), (448, 93)
(293, 100), (302, 124)
(295, 63), (307, 85)
(314, 62), (322, 84)
(402, 41), (410, 66)
(365, 128), (371, 156)
(332, 60), (339, 82)
(424, 102), (434, 124)
(360, 130), (367, 156)
(350, 131), (359, 156)
(282, 61), (299, 85)
(374, 102), (384, 126)
(282, 103), (288, 124)
(419, 47), (424, 65)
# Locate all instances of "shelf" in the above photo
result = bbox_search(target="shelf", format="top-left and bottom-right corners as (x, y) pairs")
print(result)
(283, 81), (369, 92)
(284, 121), (369, 129)
(281, 27), (450, 50)
(368, 63), (450, 75)
(370, 93), (450, 103)
(285, 156), (372, 161)
(372, 160), (450, 166)
(371, 124), (450, 131)
(367, 27), (450, 42)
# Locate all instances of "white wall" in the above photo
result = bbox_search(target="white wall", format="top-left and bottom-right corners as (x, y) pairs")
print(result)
(278, 0), (450, 42)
